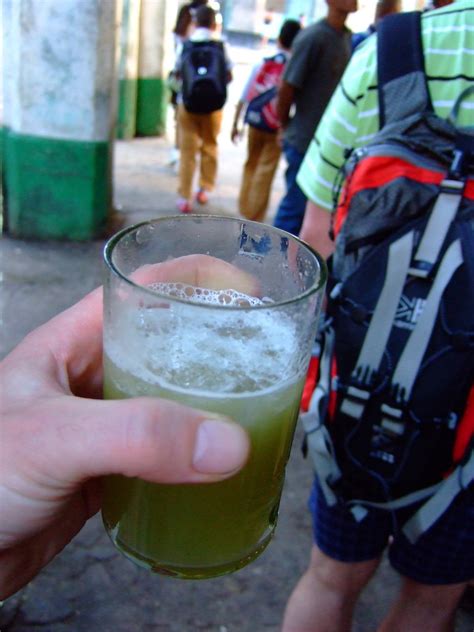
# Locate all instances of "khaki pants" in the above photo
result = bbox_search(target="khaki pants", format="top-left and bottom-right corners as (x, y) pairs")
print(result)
(177, 105), (223, 201)
(238, 126), (281, 222)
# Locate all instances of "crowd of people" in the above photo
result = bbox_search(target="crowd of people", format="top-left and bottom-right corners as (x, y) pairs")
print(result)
(169, 0), (409, 228)
(170, 0), (357, 224)
(1, 0), (473, 630)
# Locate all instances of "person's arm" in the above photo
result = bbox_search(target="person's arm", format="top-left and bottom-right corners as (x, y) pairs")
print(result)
(277, 80), (295, 129)
(174, 40), (184, 78)
(223, 43), (233, 84)
(299, 201), (334, 260)
(231, 100), (245, 143)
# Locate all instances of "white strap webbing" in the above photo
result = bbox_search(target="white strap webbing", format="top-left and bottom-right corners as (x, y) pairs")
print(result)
(410, 179), (464, 278)
(340, 231), (414, 420)
(402, 448), (474, 543)
(390, 239), (463, 401)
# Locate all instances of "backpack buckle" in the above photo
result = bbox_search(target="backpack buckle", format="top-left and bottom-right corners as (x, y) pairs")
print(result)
(448, 148), (467, 180)
(379, 403), (406, 437)
(340, 382), (371, 420)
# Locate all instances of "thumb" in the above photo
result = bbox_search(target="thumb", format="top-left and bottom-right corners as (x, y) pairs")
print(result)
(17, 396), (250, 488)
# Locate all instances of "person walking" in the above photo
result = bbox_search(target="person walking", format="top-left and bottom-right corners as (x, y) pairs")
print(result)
(273, 0), (357, 235)
(168, 0), (209, 169)
(174, 5), (232, 214)
(231, 19), (301, 223)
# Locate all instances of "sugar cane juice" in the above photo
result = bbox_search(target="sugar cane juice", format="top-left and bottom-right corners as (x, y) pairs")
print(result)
(102, 285), (305, 578)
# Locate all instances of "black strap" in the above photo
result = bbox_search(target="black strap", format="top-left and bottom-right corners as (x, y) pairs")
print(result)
(377, 12), (433, 127)
(184, 39), (224, 51)
(378, 12), (424, 86)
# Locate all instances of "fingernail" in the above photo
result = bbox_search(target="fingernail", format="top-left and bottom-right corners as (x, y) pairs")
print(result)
(193, 419), (250, 474)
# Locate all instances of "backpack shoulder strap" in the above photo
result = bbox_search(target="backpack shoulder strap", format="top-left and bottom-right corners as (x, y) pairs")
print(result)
(206, 39), (224, 51)
(377, 11), (433, 128)
(184, 39), (223, 50)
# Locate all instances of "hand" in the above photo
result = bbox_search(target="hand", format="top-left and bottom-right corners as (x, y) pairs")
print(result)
(0, 258), (253, 599)
(277, 127), (285, 148)
(231, 124), (243, 144)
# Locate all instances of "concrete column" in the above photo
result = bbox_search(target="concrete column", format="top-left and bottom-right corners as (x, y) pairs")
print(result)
(1, 0), (13, 209)
(3, 0), (117, 240)
(116, 0), (141, 139)
(136, 0), (176, 136)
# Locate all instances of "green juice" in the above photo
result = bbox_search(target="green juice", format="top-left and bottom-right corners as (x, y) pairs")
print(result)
(102, 297), (306, 578)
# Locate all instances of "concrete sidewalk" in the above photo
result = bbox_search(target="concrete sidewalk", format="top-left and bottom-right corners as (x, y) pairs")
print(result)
(1, 50), (473, 632)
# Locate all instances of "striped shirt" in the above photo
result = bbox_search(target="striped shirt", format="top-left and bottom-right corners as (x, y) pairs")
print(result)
(297, 1), (474, 211)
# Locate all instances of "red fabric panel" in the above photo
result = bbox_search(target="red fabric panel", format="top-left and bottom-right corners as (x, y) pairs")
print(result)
(333, 156), (474, 237)
(452, 385), (474, 463)
(301, 355), (319, 412)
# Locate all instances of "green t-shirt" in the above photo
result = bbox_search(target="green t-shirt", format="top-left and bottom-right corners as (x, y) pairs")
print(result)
(297, 1), (474, 210)
(282, 19), (352, 155)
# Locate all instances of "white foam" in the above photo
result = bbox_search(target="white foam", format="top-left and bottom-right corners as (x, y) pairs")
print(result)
(107, 285), (302, 395)
(148, 282), (272, 308)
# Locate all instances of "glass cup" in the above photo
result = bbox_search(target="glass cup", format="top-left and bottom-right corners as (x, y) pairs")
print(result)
(102, 215), (326, 579)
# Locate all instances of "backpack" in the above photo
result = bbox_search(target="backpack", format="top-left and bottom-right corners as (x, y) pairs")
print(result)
(301, 11), (474, 543)
(180, 40), (227, 114)
(243, 53), (287, 133)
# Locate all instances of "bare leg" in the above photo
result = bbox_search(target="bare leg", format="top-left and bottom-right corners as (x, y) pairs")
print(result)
(377, 578), (467, 632)
(282, 544), (381, 632)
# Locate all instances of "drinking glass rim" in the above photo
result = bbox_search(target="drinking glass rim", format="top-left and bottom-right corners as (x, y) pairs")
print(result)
(104, 215), (327, 311)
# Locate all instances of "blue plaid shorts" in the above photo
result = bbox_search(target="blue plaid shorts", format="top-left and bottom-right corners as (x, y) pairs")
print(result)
(309, 477), (474, 585)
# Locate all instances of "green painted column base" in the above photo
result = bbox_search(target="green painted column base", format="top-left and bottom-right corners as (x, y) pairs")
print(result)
(117, 77), (138, 140)
(0, 126), (6, 175)
(4, 131), (111, 241)
(1, 126), (7, 233)
(136, 77), (168, 137)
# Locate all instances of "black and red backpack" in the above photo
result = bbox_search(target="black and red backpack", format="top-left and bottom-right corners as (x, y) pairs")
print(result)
(244, 52), (287, 133)
(301, 11), (474, 542)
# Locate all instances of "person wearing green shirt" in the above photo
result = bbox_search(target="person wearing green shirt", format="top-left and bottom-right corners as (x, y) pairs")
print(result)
(283, 2), (474, 631)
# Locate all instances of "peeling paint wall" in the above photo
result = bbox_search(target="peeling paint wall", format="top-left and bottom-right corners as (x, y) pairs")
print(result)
(4, 0), (117, 240)
(9, 0), (116, 142)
